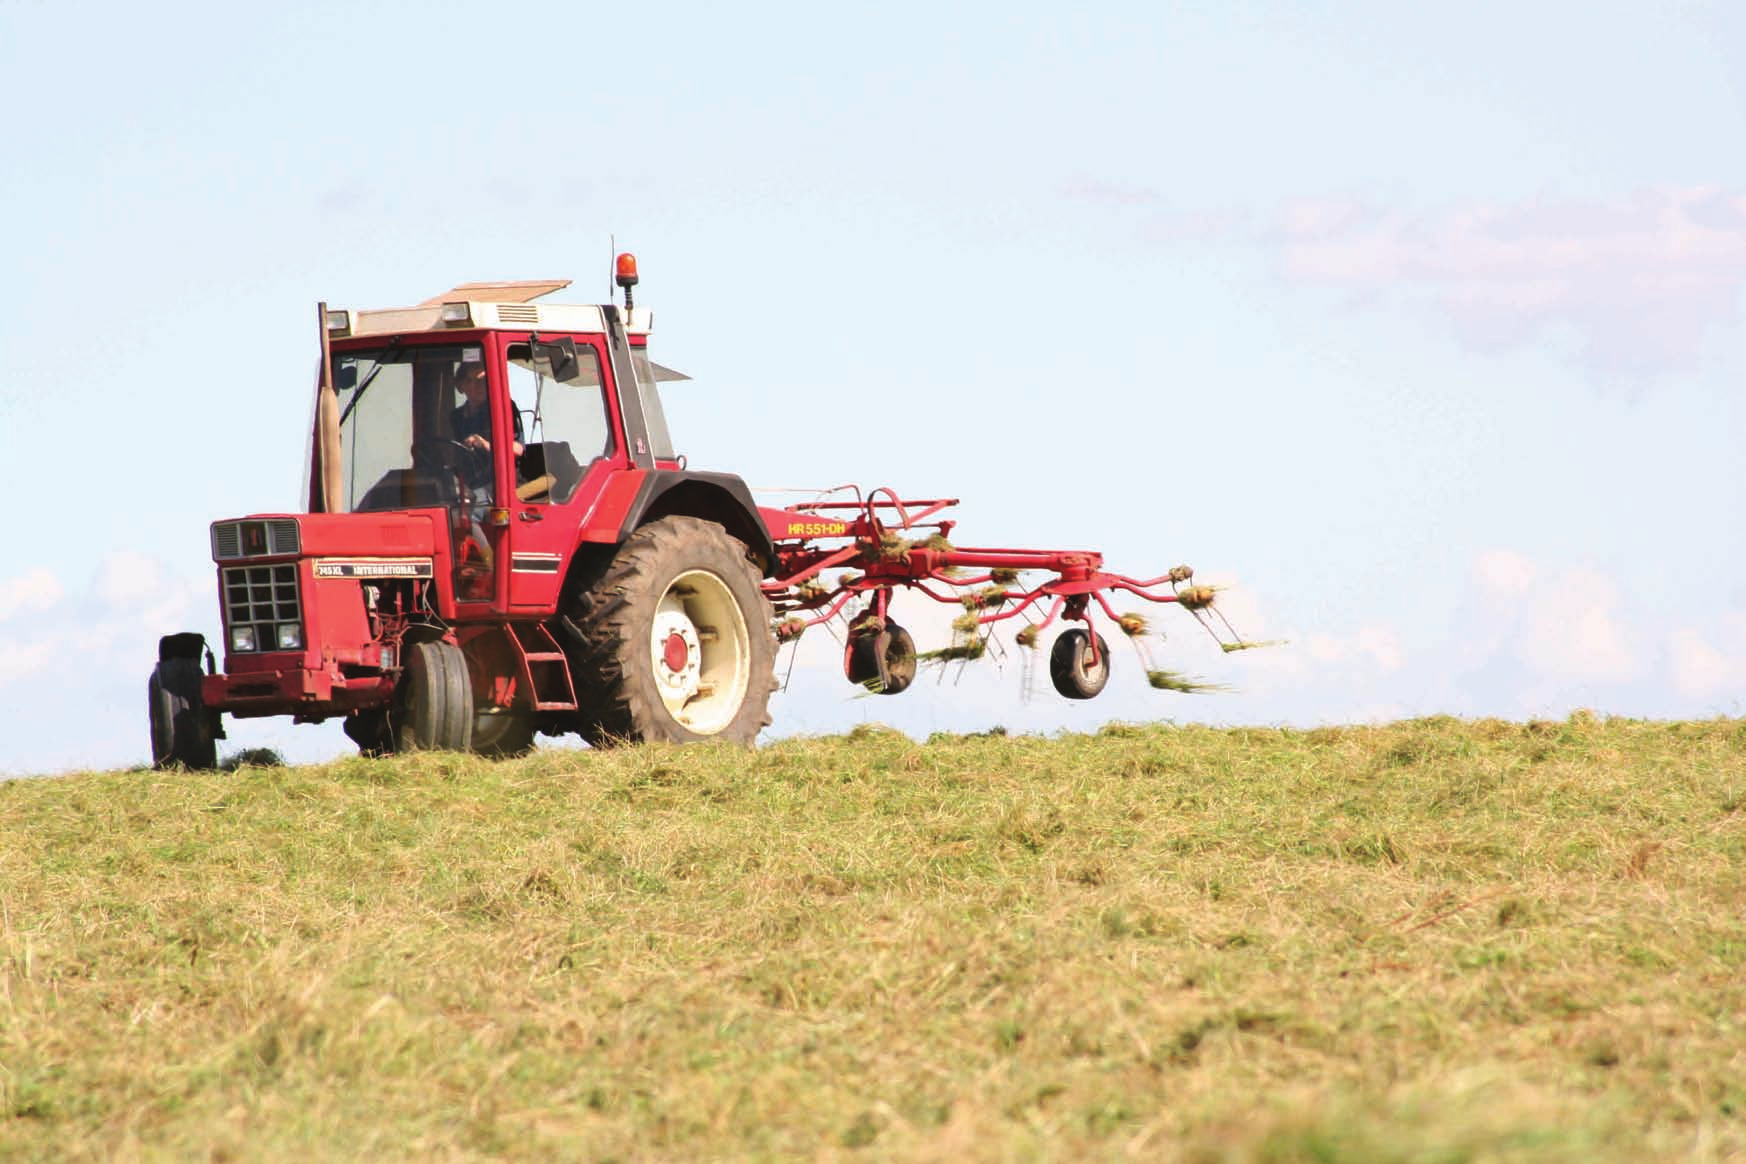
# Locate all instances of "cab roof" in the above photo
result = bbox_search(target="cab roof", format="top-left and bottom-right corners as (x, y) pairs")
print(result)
(329, 278), (654, 341)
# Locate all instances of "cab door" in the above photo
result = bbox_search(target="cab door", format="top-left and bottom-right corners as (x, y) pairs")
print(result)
(496, 333), (622, 611)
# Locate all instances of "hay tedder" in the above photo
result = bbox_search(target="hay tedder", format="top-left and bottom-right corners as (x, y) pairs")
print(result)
(147, 258), (1253, 767)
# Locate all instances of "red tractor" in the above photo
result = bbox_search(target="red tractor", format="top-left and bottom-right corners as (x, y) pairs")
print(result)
(149, 258), (1247, 767)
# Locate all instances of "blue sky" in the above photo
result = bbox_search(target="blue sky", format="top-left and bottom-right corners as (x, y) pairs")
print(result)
(4, 1), (1745, 774)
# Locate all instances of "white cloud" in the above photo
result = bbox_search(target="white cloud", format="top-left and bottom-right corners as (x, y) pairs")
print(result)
(1668, 629), (1735, 696)
(0, 553), (203, 691)
(1294, 625), (1401, 673)
(0, 569), (64, 622)
(1183, 576), (1403, 697)
(1472, 549), (1537, 600)
(0, 641), (54, 684)
(1354, 626), (1404, 672)
(1276, 187), (1746, 379)
(1667, 612), (1746, 697)
(1502, 563), (1638, 683)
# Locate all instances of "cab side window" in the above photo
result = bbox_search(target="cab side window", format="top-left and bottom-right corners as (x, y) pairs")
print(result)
(505, 341), (612, 503)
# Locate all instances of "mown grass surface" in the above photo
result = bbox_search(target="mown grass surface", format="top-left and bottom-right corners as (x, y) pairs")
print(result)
(2, 715), (1743, 1161)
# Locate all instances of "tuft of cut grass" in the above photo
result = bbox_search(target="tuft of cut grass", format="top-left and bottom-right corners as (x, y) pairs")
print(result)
(1147, 668), (1227, 693)
(1176, 585), (1218, 611)
(960, 586), (1010, 610)
(918, 638), (988, 663)
(2, 715), (1744, 1161)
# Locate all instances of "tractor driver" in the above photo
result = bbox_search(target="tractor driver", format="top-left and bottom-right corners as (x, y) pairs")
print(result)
(450, 361), (524, 498)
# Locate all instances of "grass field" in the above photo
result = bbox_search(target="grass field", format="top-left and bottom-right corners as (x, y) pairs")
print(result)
(2, 714), (1743, 1161)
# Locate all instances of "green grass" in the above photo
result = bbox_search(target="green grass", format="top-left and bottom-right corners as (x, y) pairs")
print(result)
(3, 714), (1744, 1161)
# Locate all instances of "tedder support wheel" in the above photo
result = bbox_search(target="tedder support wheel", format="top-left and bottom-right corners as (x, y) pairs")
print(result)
(148, 657), (217, 770)
(563, 515), (776, 746)
(846, 621), (918, 695)
(1050, 628), (1112, 700)
(395, 640), (474, 752)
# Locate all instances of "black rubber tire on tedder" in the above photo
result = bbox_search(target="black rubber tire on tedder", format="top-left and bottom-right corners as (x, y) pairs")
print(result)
(395, 640), (474, 752)
(846, 621), (918, 695)
(562, 516), (776, 746)
(1049, 627), (1112, 700)
(148, 657), (218, 770)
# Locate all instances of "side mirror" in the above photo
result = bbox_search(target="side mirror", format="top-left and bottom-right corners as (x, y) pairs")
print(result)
(333, 363), (358, 391)
(533, 337), (580, 384)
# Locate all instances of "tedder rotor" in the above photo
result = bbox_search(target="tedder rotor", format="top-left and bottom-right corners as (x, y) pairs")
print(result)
(146, 257), (1255, 769)
(759, 488), (1255, 701)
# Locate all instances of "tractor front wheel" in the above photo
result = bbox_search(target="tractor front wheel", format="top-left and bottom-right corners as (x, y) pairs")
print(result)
(395, 640), (474, 752)
(564, 516), (776, 746)
(148, 657), (217, 770)
(462, 630), (538, 759)
(1049, 628), (1111, 700)
(471, 709), (536, 759)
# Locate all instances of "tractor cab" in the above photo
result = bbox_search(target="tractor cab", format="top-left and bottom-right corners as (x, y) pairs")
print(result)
(315, 275), (680, 609)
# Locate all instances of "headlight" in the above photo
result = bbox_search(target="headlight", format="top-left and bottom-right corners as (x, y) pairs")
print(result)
(230, 625), (257, 652)
(276, 623), (303, 651)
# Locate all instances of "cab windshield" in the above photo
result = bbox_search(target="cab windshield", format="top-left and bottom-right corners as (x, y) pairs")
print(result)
(332, 343), (486, 514)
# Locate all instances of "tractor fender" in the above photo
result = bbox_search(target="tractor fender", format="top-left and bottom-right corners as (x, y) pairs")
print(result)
(581, 469), (776, 575)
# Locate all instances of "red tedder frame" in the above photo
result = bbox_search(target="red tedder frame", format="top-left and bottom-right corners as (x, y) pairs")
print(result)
(758, 486), (1245, 668)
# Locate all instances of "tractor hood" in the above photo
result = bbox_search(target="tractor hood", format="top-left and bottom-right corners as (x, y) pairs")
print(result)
(210, 511), (442, 565)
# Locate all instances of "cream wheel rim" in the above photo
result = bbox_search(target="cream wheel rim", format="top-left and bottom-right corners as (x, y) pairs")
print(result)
(649, 569), (751, 734)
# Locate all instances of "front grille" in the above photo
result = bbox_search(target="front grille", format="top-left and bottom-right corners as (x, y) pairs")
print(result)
(267, 519), (299, 554)
(211, 519), (301, 561)
(222, 564), (301, 650)
(213, 524), (241, 560)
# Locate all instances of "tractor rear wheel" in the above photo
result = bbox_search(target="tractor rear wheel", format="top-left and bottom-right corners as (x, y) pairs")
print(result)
(1049, 628), (1111, 700)
(846, 620), (918, 695)
(563, 516), (775, 746)
(148, 657), (217, 769)
(395, 640), (474, 752)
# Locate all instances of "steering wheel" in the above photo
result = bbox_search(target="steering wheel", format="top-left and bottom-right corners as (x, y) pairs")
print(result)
(410, 439), (491, 507)
(412, 438), (481, 470)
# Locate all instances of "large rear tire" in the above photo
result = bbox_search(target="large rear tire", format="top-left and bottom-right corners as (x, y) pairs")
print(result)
(563, 516), (776, 746)
(395, 640), (474, 752)
(148, 658), (217, 770)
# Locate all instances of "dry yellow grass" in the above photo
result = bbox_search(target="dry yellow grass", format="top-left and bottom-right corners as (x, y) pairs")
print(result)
(2, 714), (1743, 1161)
